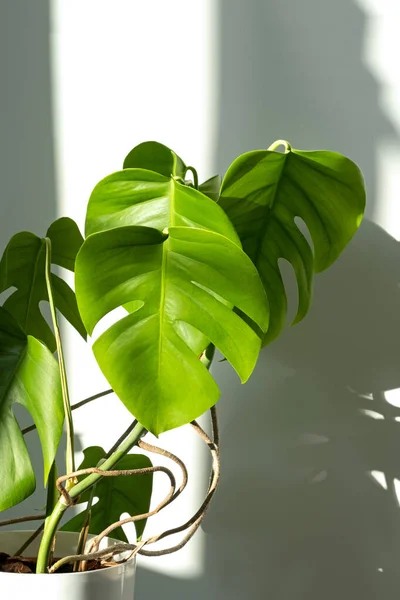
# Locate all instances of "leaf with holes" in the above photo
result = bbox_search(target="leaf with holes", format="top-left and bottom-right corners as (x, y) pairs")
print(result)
(0, 219), (86, 351)
(0, 307), (64, 510)
(62, 446), (153, 541)
(219, 145), (365, 344)
(84, 163), (243, 368)
(75, 226), (269, 435)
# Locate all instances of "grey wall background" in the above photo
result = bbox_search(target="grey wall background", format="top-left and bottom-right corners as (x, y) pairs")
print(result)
(0, 1), (56, 238)
(0, 0), (59, 522)
(2, 0), (400, 598)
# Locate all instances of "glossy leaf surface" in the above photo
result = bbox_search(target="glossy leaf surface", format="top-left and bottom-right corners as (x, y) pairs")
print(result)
(123, 140), (186, 178)
(62, 446), (153, 541)
(219, 147), (365, 344)
(123, 140), (221, 202)
(0, 220), (86, 351)
(75, 226), (269, 435)
(46, 217), (84, 271)
(85, 168), (240, 245)
(0, 308), (63, 510)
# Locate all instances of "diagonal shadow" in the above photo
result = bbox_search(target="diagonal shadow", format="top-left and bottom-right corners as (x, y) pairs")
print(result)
(203, 219), (400, 599)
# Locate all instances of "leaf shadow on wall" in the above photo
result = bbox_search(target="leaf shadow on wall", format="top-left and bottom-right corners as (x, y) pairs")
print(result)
(136, 222), (400, 600)
(203, 218), (400, 599)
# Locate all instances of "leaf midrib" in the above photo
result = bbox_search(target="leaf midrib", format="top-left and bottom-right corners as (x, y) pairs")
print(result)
(293, 152), (355, 193)
(253, 152), (288, 266)
(157, 179), (176, 392)
(284, 170), (332, 251)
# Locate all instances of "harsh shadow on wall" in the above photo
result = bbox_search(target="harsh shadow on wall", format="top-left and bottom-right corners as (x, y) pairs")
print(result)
(206, 219), (400, 600)
(137, 222), (400, 600)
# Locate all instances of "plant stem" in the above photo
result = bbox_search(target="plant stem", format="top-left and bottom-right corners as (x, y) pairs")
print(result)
(73, 505), (92, 571)
(44, 238), (75, 477)
(184, 166), (199, 189)
(105, 419), (138, 458)
(72, 419), (138, 568)
(45, 462), (59, 522)
(35, 421), (146, 573)
(267, 139), (291, 153)
(73, 456), (105, 571)
(14, 523), (45, 557)
(43, 461), (59, 564)
(36, 502), (65, 573)
(200, 343), (215, 370)
(71, 388), (113, 411)
(71, 421), (136, 569)
(72, 422), (146, 499)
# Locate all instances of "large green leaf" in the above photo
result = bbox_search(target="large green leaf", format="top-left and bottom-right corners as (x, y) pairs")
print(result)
(0, 219), (86, 351)
(85, 168), (240, 246)
(62, 446), (153, 541)
(219, 146), (366, 344)
(123, 140), (186, 178)
(0, 307), (64, 510)
(75, 226), (269, 435)
(85, 166), (242, 360)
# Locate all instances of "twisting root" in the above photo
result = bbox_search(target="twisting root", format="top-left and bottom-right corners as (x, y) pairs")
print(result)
(139, 415), (220, 556)
(56, 465), (175, 508)
(137, 439), (189, 501)
(86, 472), (175, 554)
(0, 514), (45, 528)
(49, 541), (147, 573)
(48, 406), (220, 571)
(210, 405), (219, 447)
(86, 439), (189, 556)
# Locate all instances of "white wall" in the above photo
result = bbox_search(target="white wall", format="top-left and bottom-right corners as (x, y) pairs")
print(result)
(2, 0), (400, 598)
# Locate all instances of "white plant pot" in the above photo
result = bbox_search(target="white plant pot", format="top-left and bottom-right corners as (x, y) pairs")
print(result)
(0, 530), (136, 599)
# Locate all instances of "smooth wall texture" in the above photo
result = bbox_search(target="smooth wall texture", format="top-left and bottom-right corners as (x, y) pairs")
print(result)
(0, 0), (58, 522)
(1, 1), (400, 599)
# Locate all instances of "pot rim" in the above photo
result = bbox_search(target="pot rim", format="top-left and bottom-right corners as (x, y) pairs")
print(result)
(0, 530), (136, 577)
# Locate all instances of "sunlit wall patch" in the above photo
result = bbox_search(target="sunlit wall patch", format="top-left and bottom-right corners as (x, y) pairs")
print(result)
(50, 0), (220, 579)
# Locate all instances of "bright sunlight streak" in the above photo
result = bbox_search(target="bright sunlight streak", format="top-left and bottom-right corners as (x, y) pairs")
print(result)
(355, 0), (400, 239)
(50, 0), (219, 579)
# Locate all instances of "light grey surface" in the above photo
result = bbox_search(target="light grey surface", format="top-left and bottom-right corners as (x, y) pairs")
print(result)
(1, 1), (400, 599)
(0, 0), (57, 522)
(0, 0), (57, 239)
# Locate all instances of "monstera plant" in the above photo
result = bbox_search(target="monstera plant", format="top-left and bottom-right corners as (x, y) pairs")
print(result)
(0, 140), (365, 584)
